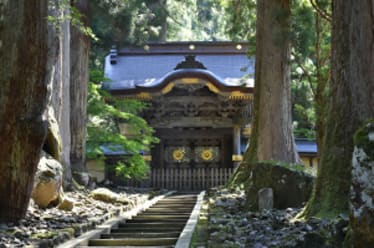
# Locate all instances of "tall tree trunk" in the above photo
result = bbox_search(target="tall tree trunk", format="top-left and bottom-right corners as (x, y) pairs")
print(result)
(49, 5), (72, 186)
(313, 13), (329, 158)
(249, 0), (299, 163)
(0, 0), (49, 222)
(302, 0), (374, 219)
(159, 0), (168, 41)
(230, 0), (300, 185)
(60, 9), (72, 185)
(70, 0), (90, 182)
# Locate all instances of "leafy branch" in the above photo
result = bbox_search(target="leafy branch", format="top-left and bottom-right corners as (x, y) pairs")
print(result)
(309, 0), (332, 22)
(47, 0), (97, 40)
(87, 70), (159, 180)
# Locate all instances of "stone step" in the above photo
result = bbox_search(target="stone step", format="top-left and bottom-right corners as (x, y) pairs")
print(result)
(150, 203), (195, 206)
(157, 199), (196, 203)
(76, 245), (174, 248)
(139, 211), (191, 214)
(151, 204), (195, 208)
(153, 201), (196, 207)
(145, 209), (192, 215)
(131, 215), (189, 221)
(118, 222), (186, 228)
(78, 246), (173, 248)
(135, 213), (191, 216)
(148, 207), (194, 211)
(88, 237), (178, 246)
(125, 218), (188, 222)
(155, 198), (196, 202)
(111, 226), (184, 233)
(135, 212), (191, 217)
(130, 218), (189, 223)
(77, 193), (199, 248)
(101, 232), (181, 239)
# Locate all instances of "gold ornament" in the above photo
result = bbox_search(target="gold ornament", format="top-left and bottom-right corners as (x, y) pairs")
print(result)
(201, 149), (213, 161)
(172, 149), (185, 161)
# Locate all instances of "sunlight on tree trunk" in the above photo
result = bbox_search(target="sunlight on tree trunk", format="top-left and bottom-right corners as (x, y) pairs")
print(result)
(70, 0), (90, 183)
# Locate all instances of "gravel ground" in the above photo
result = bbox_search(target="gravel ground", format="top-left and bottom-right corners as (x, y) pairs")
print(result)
(207, 187), (349, 248)
(0, 187), (158, 248)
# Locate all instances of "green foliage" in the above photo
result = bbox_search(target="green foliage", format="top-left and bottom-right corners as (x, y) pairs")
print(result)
(88, 0), (170, 70)
(166, 0), (230, 41)
(87, 70), (158, 180)
(291, 72), (316, 139)
(218, 0), (329, 139)
(290, 0), (331, 140)
(88, 0), (244, 70)
(48, 0), (97, 40)
(219, 0), (256, 54)
(291, 1), (315, 58)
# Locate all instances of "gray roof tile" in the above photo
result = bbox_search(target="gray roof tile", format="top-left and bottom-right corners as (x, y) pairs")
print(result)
(104, 54), (255, 90)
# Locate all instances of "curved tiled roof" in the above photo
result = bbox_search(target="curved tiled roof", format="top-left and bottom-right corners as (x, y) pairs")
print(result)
(103, 42), (255, 94)
(107, 68), (253, 95)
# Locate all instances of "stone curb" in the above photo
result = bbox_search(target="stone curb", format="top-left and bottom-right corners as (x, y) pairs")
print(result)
(175, 191), (205, 248)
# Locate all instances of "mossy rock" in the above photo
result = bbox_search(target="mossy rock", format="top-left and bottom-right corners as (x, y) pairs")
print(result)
(31, 231), (59, 240)
(350, 119), (374, 247)
(245, 162), (314, 210)
(90, 187), (130, 205)
(354, 119), (374, 158)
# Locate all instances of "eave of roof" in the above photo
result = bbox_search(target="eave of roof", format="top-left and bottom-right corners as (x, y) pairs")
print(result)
(295, 139), (318, 154)
(107, 68), (253, 96)
(117, 41), (250, 56)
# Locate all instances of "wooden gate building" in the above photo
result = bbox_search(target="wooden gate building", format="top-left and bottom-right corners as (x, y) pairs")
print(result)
(103, 42), (255, 189)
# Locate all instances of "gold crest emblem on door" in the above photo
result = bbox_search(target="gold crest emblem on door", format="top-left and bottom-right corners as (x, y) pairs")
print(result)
(172, 148), (185, 161)
(195, 147), (219, 162)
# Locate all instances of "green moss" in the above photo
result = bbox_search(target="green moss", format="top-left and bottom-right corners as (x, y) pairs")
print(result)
(353, 119), (374, 158)
(227, 162), (252, 187)
(299, 171), (350, 219)
(190, 198), (209, 247)
(58, 227), (75, 237)
(343, 227), (352, 248)
(31, 231), (59, 239)
(262, 160), (308, 173)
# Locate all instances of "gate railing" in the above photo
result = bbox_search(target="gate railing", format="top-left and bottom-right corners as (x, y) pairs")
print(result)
(120, 167), (234, 190)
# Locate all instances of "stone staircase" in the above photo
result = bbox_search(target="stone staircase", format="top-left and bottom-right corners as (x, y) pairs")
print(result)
(77, 194), (198, 248)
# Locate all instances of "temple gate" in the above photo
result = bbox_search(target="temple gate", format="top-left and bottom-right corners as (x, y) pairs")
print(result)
(104, 42), (254, 190)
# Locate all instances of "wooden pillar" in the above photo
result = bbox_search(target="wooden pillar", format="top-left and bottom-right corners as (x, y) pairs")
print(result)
(159, 140), (164, 168)
(232, 125), (242, 167)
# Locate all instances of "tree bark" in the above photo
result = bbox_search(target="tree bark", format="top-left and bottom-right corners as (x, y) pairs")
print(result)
(50, 5), (72, 186)
(230, 0), (300, 186)
(249, 0), (299, 163)
(0, 0), (49, 222)
(313, 12), (329, 158)
(302, 0), (374, 219)
(70, 0), (90, 178)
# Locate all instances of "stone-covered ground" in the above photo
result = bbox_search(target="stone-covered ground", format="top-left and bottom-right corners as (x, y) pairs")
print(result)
(0, 187), (159, 248)
(205, 187), (349, 248)
(0, 186), (351, 248)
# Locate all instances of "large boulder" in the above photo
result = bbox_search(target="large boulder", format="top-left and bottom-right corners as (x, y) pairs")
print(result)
(90, 187), (131, 204)
(73, 171), (90, 186)
(44, 107), (62, 161)
(32, 152), (64, 208)
(350, 120), (374, 247)
(244, 162), (314, 210)
(57, 196), (74, 211)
